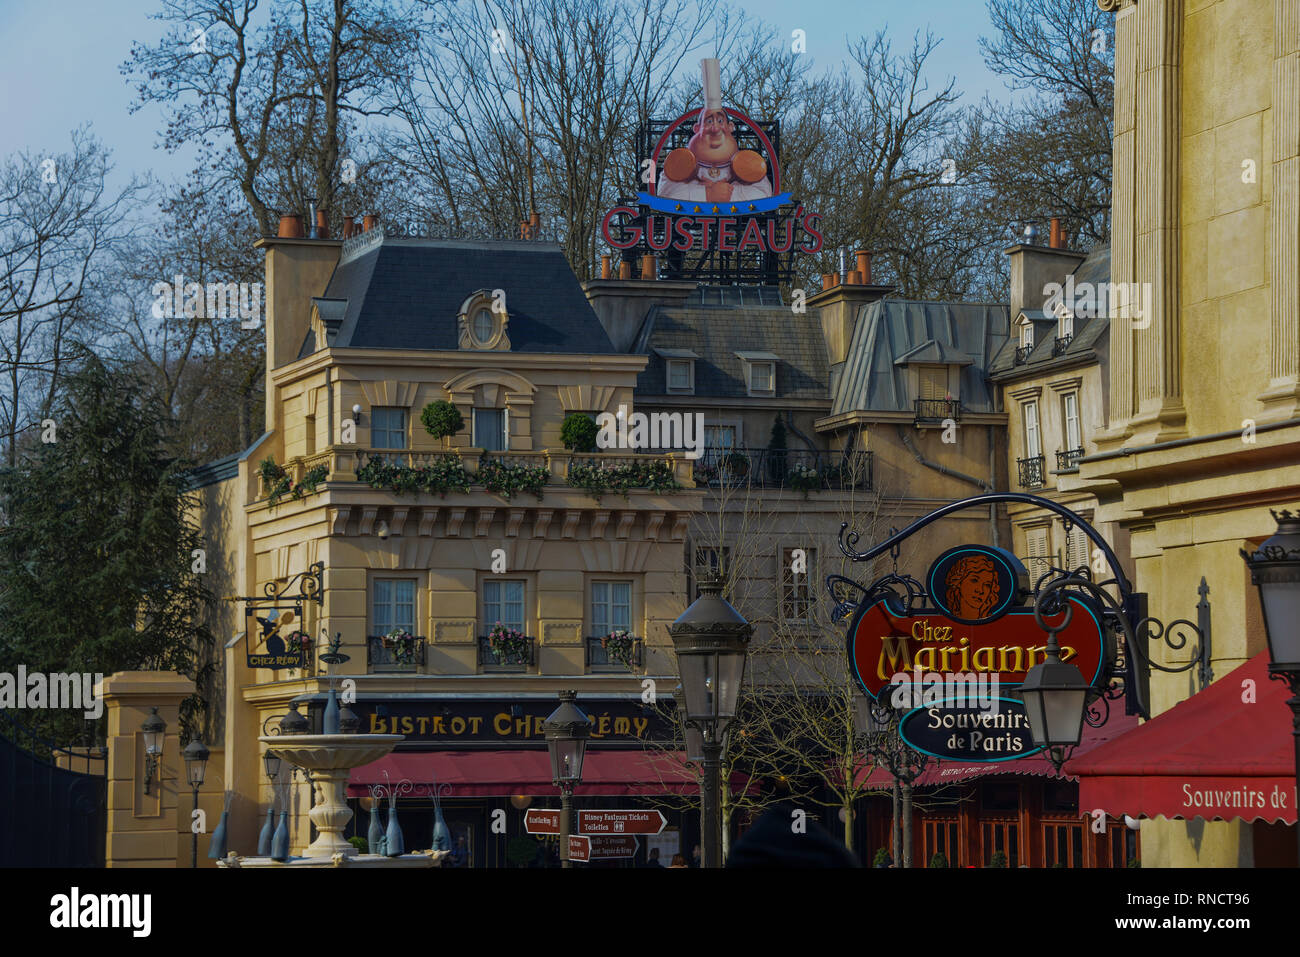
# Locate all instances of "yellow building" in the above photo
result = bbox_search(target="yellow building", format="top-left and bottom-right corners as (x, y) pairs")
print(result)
(1082, 0), (1300, 865)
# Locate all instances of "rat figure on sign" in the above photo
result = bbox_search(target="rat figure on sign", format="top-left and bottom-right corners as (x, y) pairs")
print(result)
(657, 58), (774, 206)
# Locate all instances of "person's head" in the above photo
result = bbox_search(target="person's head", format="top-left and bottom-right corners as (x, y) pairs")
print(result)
(689, 108), (739, 165)
(945, 554), (999, 619)
(670, 854), (687, 867)
(692, 844), (700, 857)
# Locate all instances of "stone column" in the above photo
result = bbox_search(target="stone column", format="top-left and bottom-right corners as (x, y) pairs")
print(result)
(99, 671), (196, 867)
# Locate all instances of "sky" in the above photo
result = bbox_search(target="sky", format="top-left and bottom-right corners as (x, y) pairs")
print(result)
(0, 0), (1009, 197)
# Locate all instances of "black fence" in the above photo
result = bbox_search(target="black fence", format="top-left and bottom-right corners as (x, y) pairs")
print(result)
(1018, 455), (1047, 489)
(478, 635), (536, 669)
(914, 399), (962, 423)
(689, 447), (872, 491)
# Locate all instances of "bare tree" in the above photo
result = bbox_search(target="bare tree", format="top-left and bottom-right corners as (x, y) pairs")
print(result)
(0, 128), (142, 466)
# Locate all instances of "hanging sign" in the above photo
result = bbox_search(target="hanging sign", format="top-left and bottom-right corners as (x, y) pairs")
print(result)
(898, 697), (1043, 762)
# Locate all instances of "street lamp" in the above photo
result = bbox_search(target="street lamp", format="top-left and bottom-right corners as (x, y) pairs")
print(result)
(183, 736), (210, 868)
(141, 707), (166, 795)
(543, 690), (589, 869)
(668, 575), (752, 868)
(1019, 633), (1091, 773)
(1241, 508), (1300, 863)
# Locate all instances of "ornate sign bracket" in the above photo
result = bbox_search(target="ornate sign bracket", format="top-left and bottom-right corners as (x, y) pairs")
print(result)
(224, 562), (326, 670)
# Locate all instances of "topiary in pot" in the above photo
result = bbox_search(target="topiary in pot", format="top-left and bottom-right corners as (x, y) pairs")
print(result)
(988, 850), (1008, 868)
(421, 400), (464, 443)
(872, 847), (893, 868)
(560, 412), (599, 453)
(929, 851), (949, 868)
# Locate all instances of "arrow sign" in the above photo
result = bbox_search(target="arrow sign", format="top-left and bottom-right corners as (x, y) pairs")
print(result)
(577, 809), (667, 835)
(589, 835), (640, 860)
(568, 834), (591, 863)
(524, 809), (561, 835)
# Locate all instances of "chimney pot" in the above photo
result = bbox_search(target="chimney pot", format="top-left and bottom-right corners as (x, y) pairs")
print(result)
(363, 214), (378, 233)
(641, 254), (656, 280)
(855, 250), (872, 284)
(847, 270), (863, 285)
(619, 260), (632, 280)
(316, 210), (330, 240)
(1049, 217), (1063, 249)
(529, 210), (541, 229)
(278, 214), (305, 239)
(821, 273), (835, 291)
(601, 254), (611, 280)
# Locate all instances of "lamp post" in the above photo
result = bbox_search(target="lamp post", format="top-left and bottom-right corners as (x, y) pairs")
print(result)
(141, 707), (166, 795)
(1241, 508), (1300, 863)
(543, 691), (589, 869)
(669, 576), (753, 868)
(183, 736), (210, 868)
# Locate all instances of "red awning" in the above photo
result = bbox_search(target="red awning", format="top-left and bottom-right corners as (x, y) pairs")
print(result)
(348, 749), (708, 797)
(1065, 653), (1297, 824)
(858, 709), (1140, 790)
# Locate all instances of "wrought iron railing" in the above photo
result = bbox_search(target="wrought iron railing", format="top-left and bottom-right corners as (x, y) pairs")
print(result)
(1014, 345), (1033, 364)
(478, 634), (536, 668)
(914, 399), (962, 423)
(1056, 448), (1085, 472)
(1017, 455), (1047, 489)
(1052, 334), (1073, 356)
(686, 447), (872, 491)
(585, 635), (644, 669)
(367, 635), (426, 672)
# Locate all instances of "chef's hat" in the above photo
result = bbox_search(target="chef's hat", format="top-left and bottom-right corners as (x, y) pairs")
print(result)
(700, 58), (722, 113)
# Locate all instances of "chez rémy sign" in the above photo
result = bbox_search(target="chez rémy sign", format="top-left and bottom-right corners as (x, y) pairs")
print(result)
(844, 540), (1113, 764)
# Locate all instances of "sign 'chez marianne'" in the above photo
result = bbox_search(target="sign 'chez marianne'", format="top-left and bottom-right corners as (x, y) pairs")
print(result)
(847, 544), (1113, 763)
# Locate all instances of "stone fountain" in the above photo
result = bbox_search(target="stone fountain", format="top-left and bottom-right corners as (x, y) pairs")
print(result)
(218, 644), (448, 868)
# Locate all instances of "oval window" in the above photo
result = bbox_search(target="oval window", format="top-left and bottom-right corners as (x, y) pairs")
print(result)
(473, 307), (495, 345)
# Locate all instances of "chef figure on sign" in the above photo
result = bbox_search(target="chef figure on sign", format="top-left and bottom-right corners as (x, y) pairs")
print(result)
(657, 58), (774, 205)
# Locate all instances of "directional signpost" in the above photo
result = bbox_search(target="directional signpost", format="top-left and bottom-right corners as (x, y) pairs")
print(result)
(577, 809), (667, 835)
(589, 835), (640, 860)
(568, 834), (591, 863)
(524, 809), (561, 835)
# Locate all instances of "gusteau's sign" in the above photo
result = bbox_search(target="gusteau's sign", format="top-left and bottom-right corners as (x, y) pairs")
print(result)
(600, 57), (823, 268)
(847, 544), (1110, 762)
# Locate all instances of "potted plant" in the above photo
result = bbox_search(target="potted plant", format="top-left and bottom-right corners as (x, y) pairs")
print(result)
(381, 628), (418, 664)
(560, 412), (599, 453)
(872, 848), (893, 868)
(788, 462), (821, 496)
(599, 628), (636, 666)
(487, 621), (530, 664)
(767, 415), (789, 483)
(722, 450), (750, 477)
(929, 851), (949, 868)
(421, 400), (464, 447)
(988, 850), (1008, 868)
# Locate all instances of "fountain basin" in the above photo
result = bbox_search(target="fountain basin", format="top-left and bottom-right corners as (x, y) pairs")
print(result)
(260, 734), (403, 770)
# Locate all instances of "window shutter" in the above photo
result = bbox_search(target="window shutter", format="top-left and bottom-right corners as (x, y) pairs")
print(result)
(919, 366), (947, 400)
(1025, 527), (1050, 583)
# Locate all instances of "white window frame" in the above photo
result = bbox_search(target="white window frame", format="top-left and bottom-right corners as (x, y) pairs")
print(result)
(1023, 400), (1042, 459)
(1059, 312), (1074, 339)
(372, 577), (417, 635)
(473, 407), (509, 451)
(747, 361), (776, 397)
(371, 407), (408, 450)
(482, 579), (526, 632)
(666, 359), (695, 394)
(591, 580), (633, 636)
(1020, 320), (1035, 349)
(1062, 392), (1082, 451)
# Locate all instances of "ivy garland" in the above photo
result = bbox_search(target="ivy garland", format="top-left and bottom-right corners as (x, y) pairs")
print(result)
(567, 459), (682, 501)
(260, 457), (329, 507)
(356, 455), (471, 497)
(477, 458), (549, 500)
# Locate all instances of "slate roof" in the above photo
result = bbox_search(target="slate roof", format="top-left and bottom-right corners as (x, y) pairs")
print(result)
(830, 300), (1010, 416)
(300, 233), (615, 355)
(989, 244), (1110, 377)
(632, 296), (829, 399)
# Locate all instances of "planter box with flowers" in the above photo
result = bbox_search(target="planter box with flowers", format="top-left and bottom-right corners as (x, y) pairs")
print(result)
(481, 623), (534, 668)
(368, 630), (426, 672)
(588, 630), (641, 669)
(259, 456), (330, 507)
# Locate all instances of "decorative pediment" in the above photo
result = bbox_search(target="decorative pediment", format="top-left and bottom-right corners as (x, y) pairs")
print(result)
(310, 298), (348, 348)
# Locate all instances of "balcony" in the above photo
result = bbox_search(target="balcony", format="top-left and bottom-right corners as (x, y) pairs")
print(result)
(1014, 345), (1033, 365)
(914, 399), (962, 424)
(1056, 448), (1084, 472)
(585, 635), (644, 670)
(367, 635), (426, 673)
(478, 634), (536, 670)
(1017, 455), (1046, 489)
(688, 447), (872, 491)
(1052, 334), (1073, 357)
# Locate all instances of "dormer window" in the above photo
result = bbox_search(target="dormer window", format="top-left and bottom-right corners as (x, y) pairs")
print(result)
(1058, 311), (1074, 339)
(654, 348), (699, 395)
(458, 290), (510, 351)
(735, 351), (779, 398)
(1020, 321), (1034, 349)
